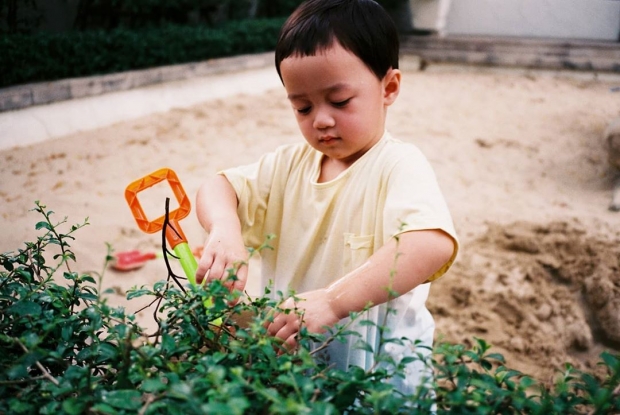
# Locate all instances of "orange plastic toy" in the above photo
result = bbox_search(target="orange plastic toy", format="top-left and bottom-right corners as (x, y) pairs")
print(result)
(124, 168), (197, 285)
(124, 167), (221, 326)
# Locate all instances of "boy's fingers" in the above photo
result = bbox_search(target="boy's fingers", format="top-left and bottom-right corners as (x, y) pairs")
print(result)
(221, 260), (247, 286)
(195, 253), (214, 283)
(230, 279), (245, 294)
(274, 317), (301, 343)
(276, 329), (299, 354)
(267, 311), (293, 337)
(263, 307), (278, 330)
(283, 334), (298, 352)
(267, 316), (284, 336)
(231, 265), (248, 291)
(206, 258), (226, 283)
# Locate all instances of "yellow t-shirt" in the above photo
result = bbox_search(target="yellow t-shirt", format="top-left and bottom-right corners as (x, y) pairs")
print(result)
(221, 131), (458, 393)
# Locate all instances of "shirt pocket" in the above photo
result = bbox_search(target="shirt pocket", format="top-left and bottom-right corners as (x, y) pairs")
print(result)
(343, 233), (374, 272)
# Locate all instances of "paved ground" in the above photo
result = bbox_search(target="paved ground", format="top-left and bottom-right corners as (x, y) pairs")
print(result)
(0, 53), (281, 151)
(2, 34), (618, 151)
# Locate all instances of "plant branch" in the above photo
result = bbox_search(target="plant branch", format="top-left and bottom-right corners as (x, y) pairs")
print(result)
(14, 338), (59, 386)
(161, 198), (186, 294)
(134, 294), (164, 315)
(0, 375), (47, 385)
(138, 393), (157, 415)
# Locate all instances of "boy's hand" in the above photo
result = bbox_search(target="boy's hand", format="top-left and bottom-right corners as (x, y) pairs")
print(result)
(196, 228), (248, 296)
(267, 289), (341, 351)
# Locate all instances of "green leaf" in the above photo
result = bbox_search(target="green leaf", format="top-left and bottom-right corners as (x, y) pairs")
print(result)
(62, 398), (86, 415)
(6, 363), (28, 379)
(474, 337), (491, 353)
(96, 342), (118, 362)
(90, 403), (118, 414)
(127, 288), (152, 300)
(481, 359), (493, 371)
(35, 221), (52, 231)
(162, 333), (175, 354)
(600, 351), (619, 369)
(142, 377), (167, 393)
(486, 353), (506, 363)
(202, 398), (250, 415)
(79, 291), (98, 301)
(81, 275), (96, 284)
(21, 332), (39, 348)
(39, 401), (61, 414)
(519, 376), (536, 389)
(9, 400), (35, 413)
(8, 301), (42, 316)
(111, 323), (128, 338)
(309, 402), (338, 415)
(101, 390), (142, 410)
(2, 259), (14, 272)
(62, 324), (74, 341)
(76, 346), (92, 361)
(154, 280), (168, 291)
(64, 272), (79, 281)
(399, 356), (418, 365)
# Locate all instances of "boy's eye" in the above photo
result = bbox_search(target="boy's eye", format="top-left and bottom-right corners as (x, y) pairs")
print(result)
(332, 98), (351, 108)
(297, 106), (311, 115)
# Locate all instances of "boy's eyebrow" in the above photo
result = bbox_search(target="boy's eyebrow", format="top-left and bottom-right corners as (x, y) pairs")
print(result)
(287, 82), (351, 100)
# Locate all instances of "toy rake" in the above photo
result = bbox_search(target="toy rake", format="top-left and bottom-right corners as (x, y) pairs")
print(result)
(124, 168), (226, 327)
(124, 168), (199, 286)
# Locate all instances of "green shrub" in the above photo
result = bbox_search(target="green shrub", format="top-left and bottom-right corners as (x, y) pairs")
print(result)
(72, 0), (228, 30)
(0, 0), (413, 88)
(0, 18), (284, 88)
(1, 202), (619, 414)
(257, 0), (304, 18)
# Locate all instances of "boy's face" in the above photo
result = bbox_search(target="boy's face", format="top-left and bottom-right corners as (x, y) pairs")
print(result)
(280, 42), (400, 166)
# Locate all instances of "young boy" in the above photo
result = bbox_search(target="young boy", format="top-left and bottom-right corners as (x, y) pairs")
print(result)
(195, 0), (458, 394)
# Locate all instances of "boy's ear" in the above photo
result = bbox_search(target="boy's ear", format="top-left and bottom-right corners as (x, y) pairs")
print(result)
(382, 68), (401, 106)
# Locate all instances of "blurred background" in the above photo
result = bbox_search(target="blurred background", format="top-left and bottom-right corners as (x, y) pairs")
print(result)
(1, 0), (304, 33)
(0, 0), (416, 88)
(1, 0), (618, 90)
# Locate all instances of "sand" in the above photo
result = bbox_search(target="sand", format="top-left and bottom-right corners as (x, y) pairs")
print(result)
(2, 63), (620, 383)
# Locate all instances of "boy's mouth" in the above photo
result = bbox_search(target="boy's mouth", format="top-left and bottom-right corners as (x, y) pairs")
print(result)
(319, 136), (338, 144)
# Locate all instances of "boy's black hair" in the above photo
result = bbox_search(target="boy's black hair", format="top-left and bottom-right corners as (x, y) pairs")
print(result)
(275, 0), (399, 82)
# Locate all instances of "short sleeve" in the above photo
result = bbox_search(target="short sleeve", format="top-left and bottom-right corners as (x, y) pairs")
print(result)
(382, 145), (459, 281)
(219, 150), (279, 249)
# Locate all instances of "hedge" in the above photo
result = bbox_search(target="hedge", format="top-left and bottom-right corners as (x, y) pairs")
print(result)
(1, 202), (619, 414)
(0, 18), (285, 88)
(0, 202), (620, 415)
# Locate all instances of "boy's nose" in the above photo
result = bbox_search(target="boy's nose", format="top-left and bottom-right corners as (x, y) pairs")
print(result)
(312, 107), (335, 130)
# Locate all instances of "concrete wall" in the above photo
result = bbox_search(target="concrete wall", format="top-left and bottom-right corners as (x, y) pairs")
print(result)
(444, 0), (620, 40)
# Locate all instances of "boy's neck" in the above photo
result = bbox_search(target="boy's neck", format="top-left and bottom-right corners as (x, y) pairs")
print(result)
(317, 133), (386, 183)
(318, 157), (348, 183)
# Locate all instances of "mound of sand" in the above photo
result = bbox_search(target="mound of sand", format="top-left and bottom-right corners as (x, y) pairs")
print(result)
(430, 220), (620, 381)
(2, 63), (619, 382)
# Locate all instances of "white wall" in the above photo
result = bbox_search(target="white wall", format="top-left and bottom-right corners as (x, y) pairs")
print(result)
(444, 0), (620, 40)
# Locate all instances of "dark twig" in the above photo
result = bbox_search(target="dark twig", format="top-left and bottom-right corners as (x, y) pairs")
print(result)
(161, 198), (187, 293)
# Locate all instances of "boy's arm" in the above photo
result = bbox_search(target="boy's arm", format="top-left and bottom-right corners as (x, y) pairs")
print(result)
(267, 229), (455, 349)
(195, 175), (248, 292)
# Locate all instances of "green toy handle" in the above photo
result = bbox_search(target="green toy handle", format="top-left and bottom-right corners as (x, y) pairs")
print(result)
(173, 241), (221, 326)
(174, 242), (199, 286)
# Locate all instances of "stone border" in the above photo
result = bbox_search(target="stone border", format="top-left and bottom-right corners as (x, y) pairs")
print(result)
(0, 52), (275, 113)
(3, 35), (618, 113)
(401, 35), (620, 73)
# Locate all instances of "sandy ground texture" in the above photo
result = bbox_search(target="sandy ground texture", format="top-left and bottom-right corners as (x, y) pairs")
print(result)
(2, 63), (620, 383)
